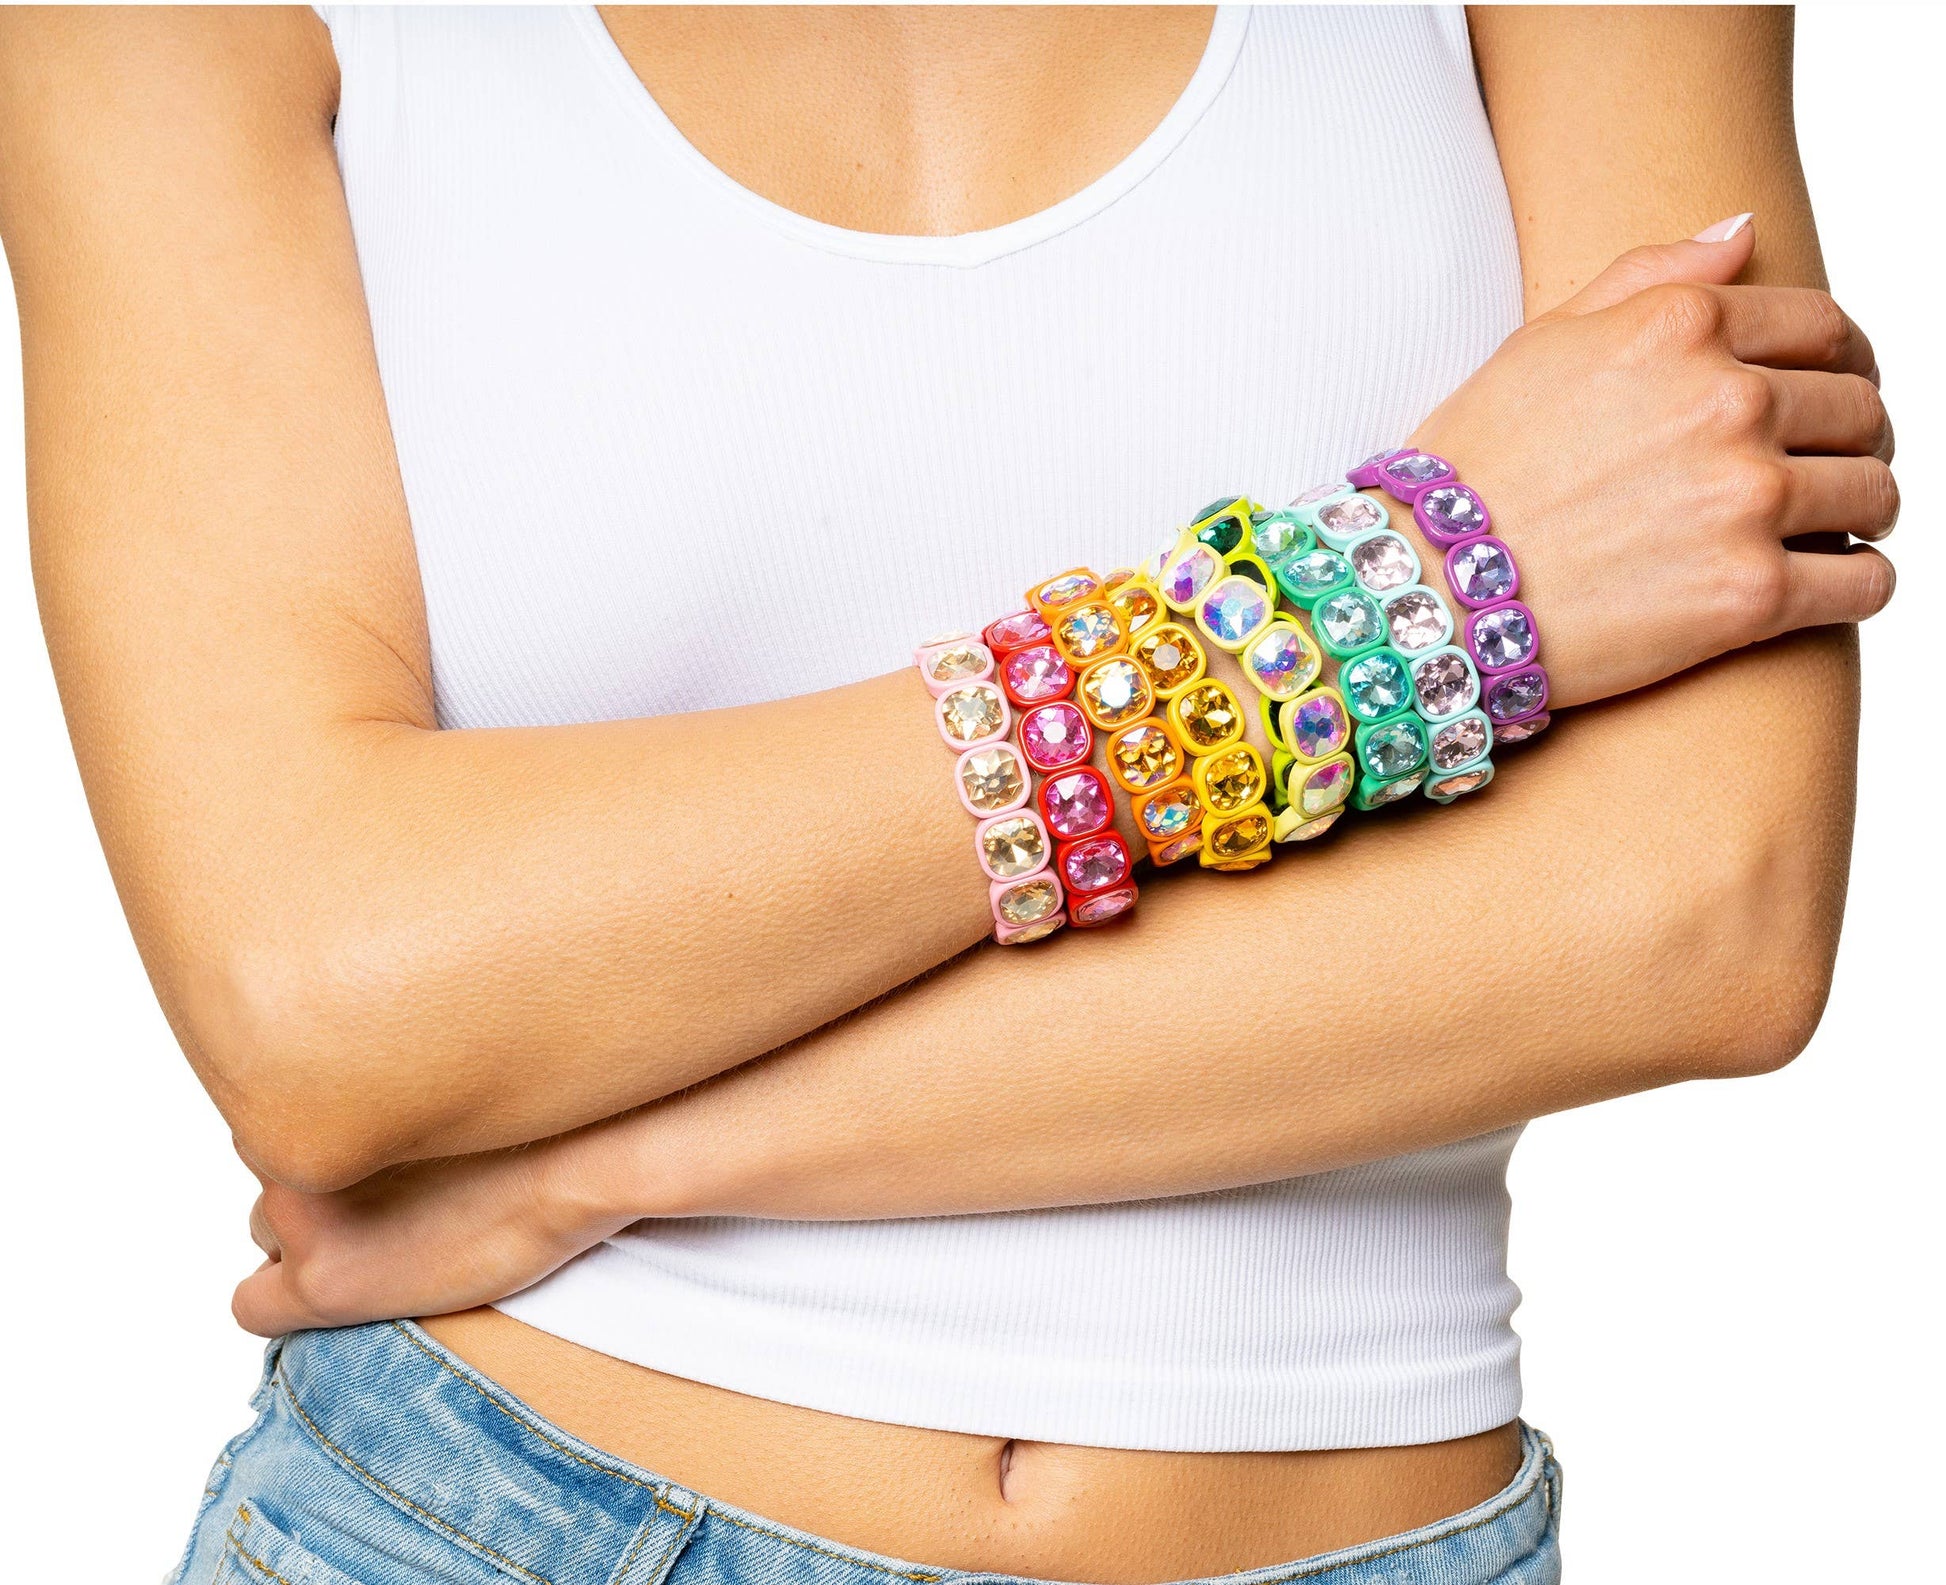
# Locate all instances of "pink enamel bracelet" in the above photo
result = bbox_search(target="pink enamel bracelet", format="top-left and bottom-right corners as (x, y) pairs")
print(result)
(915, 633), (1068, 944)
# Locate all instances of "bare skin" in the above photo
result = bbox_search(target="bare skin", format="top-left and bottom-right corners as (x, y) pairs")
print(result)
(0, 6), (1895, 1582)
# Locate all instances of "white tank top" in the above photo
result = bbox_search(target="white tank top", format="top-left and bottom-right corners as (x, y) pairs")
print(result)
(320, 4), (1527, 1451)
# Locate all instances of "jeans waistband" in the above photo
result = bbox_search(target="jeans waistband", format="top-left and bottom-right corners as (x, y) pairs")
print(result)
(272, 1321), (1557, 1585)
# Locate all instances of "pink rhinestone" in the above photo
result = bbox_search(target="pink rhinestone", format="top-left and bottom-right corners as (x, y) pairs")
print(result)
(1018, 703), (1091, 770)
(1348, 533), (1416, 592)
(1041, 770), (1112, 838)
(1062, 835), (1130, 893)
(1072, 886), (1138, 926)
(1495, 712), (1550, 744)
(984, 610), (1051, 652)
(1003, 644), (1072, 703)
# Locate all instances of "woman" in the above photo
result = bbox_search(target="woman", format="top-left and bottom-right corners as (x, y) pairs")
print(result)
(0, 6), (1895, 1584)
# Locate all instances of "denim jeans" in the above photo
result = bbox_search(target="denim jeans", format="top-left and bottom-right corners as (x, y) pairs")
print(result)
(172, 1321), (1562, 1585)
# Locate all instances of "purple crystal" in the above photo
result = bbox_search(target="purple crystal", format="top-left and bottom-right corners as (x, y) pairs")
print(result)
(1484, 668), (1548, 722)
(1419, 485), (1489, 541)
(1382, 453), (1452, 488)
(1448, 538), (1517, 605)
(1469, 604), (1537, 671)
(1290, 694), (1349, 759)
(1495, 712), (1551, 743)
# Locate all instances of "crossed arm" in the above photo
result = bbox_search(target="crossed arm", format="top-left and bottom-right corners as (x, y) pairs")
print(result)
(1, 7), (1894, 1322)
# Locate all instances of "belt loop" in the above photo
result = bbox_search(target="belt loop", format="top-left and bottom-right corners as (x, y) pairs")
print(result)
(607, 1490), (702, 1585)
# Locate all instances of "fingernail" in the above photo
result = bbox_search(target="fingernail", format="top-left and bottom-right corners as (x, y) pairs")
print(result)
(1692, 212), (1754, 243)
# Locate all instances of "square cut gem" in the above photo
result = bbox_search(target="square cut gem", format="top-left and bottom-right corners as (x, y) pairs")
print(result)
(1196, 745), (1268, 814)
(1282, 688), (1352, 762)
(1054, 602), (1124, 662)
(1358, 718), (1428, 780)
(1019, 702), (1091, 770)
(1110, 722), (1184, 791)
(1410, 647), (1479, 719)
(923, 641), (993, 688)
(1078, 656), (1152, 727)
(993, 875), (1062, 926)
(1062, 834), (1131, 894)
(938, 682), (1007, 746)
(984, 609), (1052, 653)
(1041, 768), (1113, 838)
(1468, 603), (1539, 672)
(1297, 755), (1354, 817)
(957, 744), (1027, 814)
(1315, 590), (1385, 655)
(1341, 650), (1414, 724)
(1072, 885), (1138, 926)
(979, 813), (1048, 879)
(1138, 781), (1200, 839)
(1243, 621), (1320, 700)
(1131, 623), (1207, 695)
(1348, 532), (1418, 593)
(1426, 765), (1495, 802)
(1198, 576), (1273, 650)
(1484, 667), (1548, 722)
(1034, 570), (1098, 611)
(1172, 681), (1245, 752)
(1382, 587), (1452, 654)
(1275, 548), (1354, 608)
(1273, 806), (1343, 843)
(1160, 543), (1224, 608)
(1002, 644), (1072, 704)
(1447, 537), (1518, 606)
(1315, 495), (1386, 546)
(1429, 712), (1491, 771)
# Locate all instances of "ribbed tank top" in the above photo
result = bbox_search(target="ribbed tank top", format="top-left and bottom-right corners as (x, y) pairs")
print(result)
(318, 4), (1527, 1451)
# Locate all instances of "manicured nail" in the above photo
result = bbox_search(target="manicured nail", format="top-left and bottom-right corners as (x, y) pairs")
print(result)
(1692, 212), (1754, 243)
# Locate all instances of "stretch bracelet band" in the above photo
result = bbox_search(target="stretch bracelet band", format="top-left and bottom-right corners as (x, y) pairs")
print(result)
(1349, 449), (1551, 743)
(914, 633), (1067, 944)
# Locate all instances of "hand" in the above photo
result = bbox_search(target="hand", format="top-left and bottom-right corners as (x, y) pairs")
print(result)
(231, 1137), (626, 1336)
(1407, 217), (1895, 708)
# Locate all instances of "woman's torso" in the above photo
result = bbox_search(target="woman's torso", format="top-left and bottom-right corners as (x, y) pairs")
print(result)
(318, 5), (1528, 1575)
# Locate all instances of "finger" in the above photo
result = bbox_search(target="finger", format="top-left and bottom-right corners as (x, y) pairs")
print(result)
(1715, 287), (1879, 379)
(1784, 455), (1901, 541)
(1555, 215), (1755, 316)
(1766, 370), (1893, 460)
(1776, 543), (1896, 635)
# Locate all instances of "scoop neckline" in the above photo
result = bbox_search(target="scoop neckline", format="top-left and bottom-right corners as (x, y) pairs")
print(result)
(571, 5), (1250, 268)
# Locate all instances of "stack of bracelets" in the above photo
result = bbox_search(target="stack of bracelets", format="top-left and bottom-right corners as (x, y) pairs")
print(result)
(916, 449), (1551, 945)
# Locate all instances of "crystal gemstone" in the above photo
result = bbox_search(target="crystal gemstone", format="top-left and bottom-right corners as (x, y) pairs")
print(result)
(1250, 512), (1311, 561)
(1055, 603), (1121, 661)
(1299, 759), (1352, 816)
(1431, 716), (1489, 770)
(1495, 713), (1550, 743)
(1161, 544), (1222, 606)
(1316, 591), (1384, 652)
(985, 609), (1051, 651)
(1003, 645), (1071, 703)
(1244, 623), (1319, 699)
(1019, 703), (1090, 770)
(1175, 682), (1242, 749)
(1208, 811), (1271, 858)
(1079, 658), (1150, 726)
(1200, 577), (1272, 646)
(1342, 651), (1412, 721)
(1449, 538), (1516, 605)
(1140, 784), (1199, 838)
(1112, 723), (1183, 790)
(1062, 835), (1130, 893)
(1349, 533), (1417, 592)
(1318, 496), (1383, 539)
(1364, 770), (1427, 806)
(1043, 770), (1111, 837)
(1419, 485), (1487, 540)
(1361, 720), (1427, 779)
(1277, 549), (1351, 603)
(1289, 693), (1350, 760)
(925, 643), (991, 686)
(1073, 886), (1137, 926)
(980, 815), (1046, 878)
(1411, 650), (1477, 718)
(1293, 480), (1353, 506)
(1155, 831), (1202, 865)
(1036, 572), (1097, 610)
(1194, 512), (1245, 556)
(1471, 605), (1538, 671)
(958, 746), (1025, 812)
(1428, 768), (1492, 799)
(940, 684), (1005, 744)
(995, 876), (1060, 926)
(1382, 453), (1453, 489)
(1384, 588), (1449, 653)
(1110, 583), (1162, 638)
(1485, 669), (1547, 721)
(1200, 747), (1266, 812)
(1002, 915), (1065, 944)
(1132, 624), (1204, 692)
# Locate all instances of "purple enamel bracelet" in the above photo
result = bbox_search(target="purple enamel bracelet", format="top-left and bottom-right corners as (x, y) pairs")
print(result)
(1346, 450), (1551, 740)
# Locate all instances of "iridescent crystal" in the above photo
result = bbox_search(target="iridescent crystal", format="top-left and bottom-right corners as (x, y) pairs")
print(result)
(1132, 623), (1205, 692)
(1109, 582), (1162, 638)
(1362, 769), (1426, 807)
(1470, 606), (1537, 670)
(1317, 496), (1383, 539)
(1419, 485), (1486, 539)
(1062, 835), (1129, 893)
(980, 815), (1046, 878)
(1411, 649), (1477, 718)
(1276, 548), (1352, 604)
(1160, 543), (1222, 606)
(985, 609), (1050, 651)
(1112, 723), (1183, 790)
(1043, 770), (1111, 837)
(1288, 692), (1350, 760)
(1199, 747), (1266, 812)
(1078, 657), (1150, 726)
(958, 745), (1025, 812)
(1299, 758), (1352, 816)
(1056, 602), (1122, 660)
(1448, 538), (1516, 604)
(1174, 681), (1242, 749)
(1036, 571), (1097, 610)
(995, 876), (1060, 926)
(1349, 532), (1417, 593)
(1426, 767), (1492, 800)
(1342, 651), (1412, 722)
(1360, 719), (1427, 779)
(1316, 591), (1383, 653)
(1430, 715), (1489, 770)
(1155, 831), (1203, 865)
(1073, 886), (1137, 926)
(1494, 712), (1550, 743)
(1140, 783), (1199, 838)
(1383, 588), (1449, 653)
(939, 684), (1005, 744)
(1019, 702), (1090, 769)
(1484, 669), (1547, 722)
(925, 642), (991, 685)
(1003, 644), (1071, 702)
(1208, 811), (1271, 858)
(1249, 511), (1311, 561)
(1382, 453), (1451, 488)
(1199, 577), (1272, 646)
(1244, 623), (1319, 700)
(1274, 807), (1343, 843)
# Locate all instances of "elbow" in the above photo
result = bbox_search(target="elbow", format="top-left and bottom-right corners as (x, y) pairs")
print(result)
(170, 936), (401, 1193)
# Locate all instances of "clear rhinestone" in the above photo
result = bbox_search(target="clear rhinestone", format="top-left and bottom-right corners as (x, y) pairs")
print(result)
(1342, 650), (1411, 721)
(1298, 758), (1352, 816)
(1200, 577), (1272, 646)
(1317, 496), (1383, 539)
(940, 685), (1005, 743)
(1382, 453), (1451, 487)
(1411, 649), (1478, 718)
(1430, 715), (1489, 770)
(1349, 532), (1417, 592)
(1360, 719), (1427, 779)
(958, 746), (1025, 812)
(1384, 588), (1449, 653)
(1249, 511), (1311, 561)
(1316, 591), (1383, 652)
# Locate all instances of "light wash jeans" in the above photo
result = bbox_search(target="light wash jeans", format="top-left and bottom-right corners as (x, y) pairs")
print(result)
(172, 1321), (1562, 1585)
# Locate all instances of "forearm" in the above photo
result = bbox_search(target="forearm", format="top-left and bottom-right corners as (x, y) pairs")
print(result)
(551, 623), (1854, 1224)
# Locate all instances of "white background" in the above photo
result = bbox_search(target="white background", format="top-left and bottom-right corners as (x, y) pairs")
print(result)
(2, 6), (1940, 1579)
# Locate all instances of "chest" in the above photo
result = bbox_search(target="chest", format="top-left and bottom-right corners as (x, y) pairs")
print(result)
(325, 5), (1521, 729)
